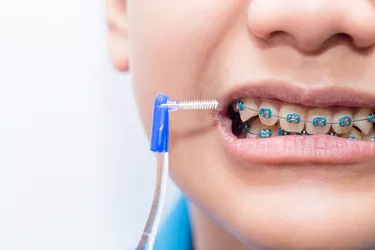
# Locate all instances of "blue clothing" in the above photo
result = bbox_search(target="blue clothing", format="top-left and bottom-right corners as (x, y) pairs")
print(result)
(154, 196), (192, 250)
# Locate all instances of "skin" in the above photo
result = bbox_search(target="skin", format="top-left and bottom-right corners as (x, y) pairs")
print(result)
(107, 1), (375, 249)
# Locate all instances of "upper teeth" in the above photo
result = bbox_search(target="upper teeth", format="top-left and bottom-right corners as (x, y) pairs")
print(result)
(258, 101), (279, 126)
(238, 97), (258, 122)
(354, 108), (373, 135)
(234, 98), (375, 140)
(306, 108), (332, 134)
(332, 110), (353, 134)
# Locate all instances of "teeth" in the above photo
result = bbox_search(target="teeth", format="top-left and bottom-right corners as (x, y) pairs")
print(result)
(369, 113), (375, 123)
(232, 98), (374, 142)
(247, 118), (278, 139)
(353, 108), (373, 135)
(239, 97), (259, 122)
(277, 127), (290, 136)
(340, 128), (362, 141)
(296, 130), (309, 136)
(279, 104), (306, 133)
(258, 101), (279, 126)
(332, 110), (353, 134)
(363, 128), (375, 141)
(329, 131), (338, 136)
(305, 108), (332, 135)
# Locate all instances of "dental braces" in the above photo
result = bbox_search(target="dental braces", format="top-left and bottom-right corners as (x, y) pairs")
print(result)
(241, 122), (334, 137)
(233, 100), (375, 141)
(233, 100), (375, 126)
(240, 122), (375, 141)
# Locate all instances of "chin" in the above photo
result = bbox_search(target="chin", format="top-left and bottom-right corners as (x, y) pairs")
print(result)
(224, 188), (375, 250)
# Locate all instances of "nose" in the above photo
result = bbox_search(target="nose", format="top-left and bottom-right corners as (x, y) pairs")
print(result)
(248, 0), (375, 51)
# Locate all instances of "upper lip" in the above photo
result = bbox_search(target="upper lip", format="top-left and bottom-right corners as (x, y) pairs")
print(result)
(216, 80), (375, 113)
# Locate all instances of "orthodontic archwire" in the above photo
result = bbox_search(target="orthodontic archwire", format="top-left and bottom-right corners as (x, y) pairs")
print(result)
(137, 94), (218, 250)
(233, 100), (374, 125)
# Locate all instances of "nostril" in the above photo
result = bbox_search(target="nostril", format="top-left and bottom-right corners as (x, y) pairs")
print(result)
(336, 33), (351, 39)
(320, 32), (355, 50)
(264, 30), (298, 48)
(269, 30), (287, 38)
(268, 30), (290, 41)
(335, 33), (354, 43)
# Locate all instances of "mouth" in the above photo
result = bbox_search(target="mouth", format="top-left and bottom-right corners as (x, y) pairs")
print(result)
(217, 81), (375, 165)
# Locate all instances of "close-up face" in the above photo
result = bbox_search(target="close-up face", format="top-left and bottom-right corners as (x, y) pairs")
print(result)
(109, 1), (375, 249)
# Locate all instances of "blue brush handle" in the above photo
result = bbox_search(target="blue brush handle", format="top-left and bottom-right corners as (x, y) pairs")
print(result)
(150, 93), (173, 153)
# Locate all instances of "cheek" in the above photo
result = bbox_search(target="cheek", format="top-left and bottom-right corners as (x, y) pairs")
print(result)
(127, 0), (244, 135)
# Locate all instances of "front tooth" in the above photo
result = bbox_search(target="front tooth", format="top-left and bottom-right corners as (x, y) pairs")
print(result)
(332, 110), (353, 134)
(239, 97), (259, 122)
(305, 108), (332, 135)
(279, 104), (306, 133)
(247, 118), (278, 139)
(259, 101), (279, 126)
(341, 128), (362, 141)
(353, 108), (373, 135)
(363, 128), (375, 142)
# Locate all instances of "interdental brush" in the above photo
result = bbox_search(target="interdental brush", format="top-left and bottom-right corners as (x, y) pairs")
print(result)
(137, 94), (218, 250)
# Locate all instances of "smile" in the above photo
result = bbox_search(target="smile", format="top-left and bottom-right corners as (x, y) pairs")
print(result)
(217, 81), (375, 165)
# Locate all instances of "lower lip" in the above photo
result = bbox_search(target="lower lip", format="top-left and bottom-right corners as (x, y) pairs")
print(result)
(219, 116), (375, 165)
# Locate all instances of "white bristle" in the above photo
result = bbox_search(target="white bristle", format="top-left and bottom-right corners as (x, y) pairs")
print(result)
(177, 100), (218, 110)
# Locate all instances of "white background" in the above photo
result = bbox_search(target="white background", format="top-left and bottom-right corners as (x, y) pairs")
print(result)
(0, 1), (179, 249)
